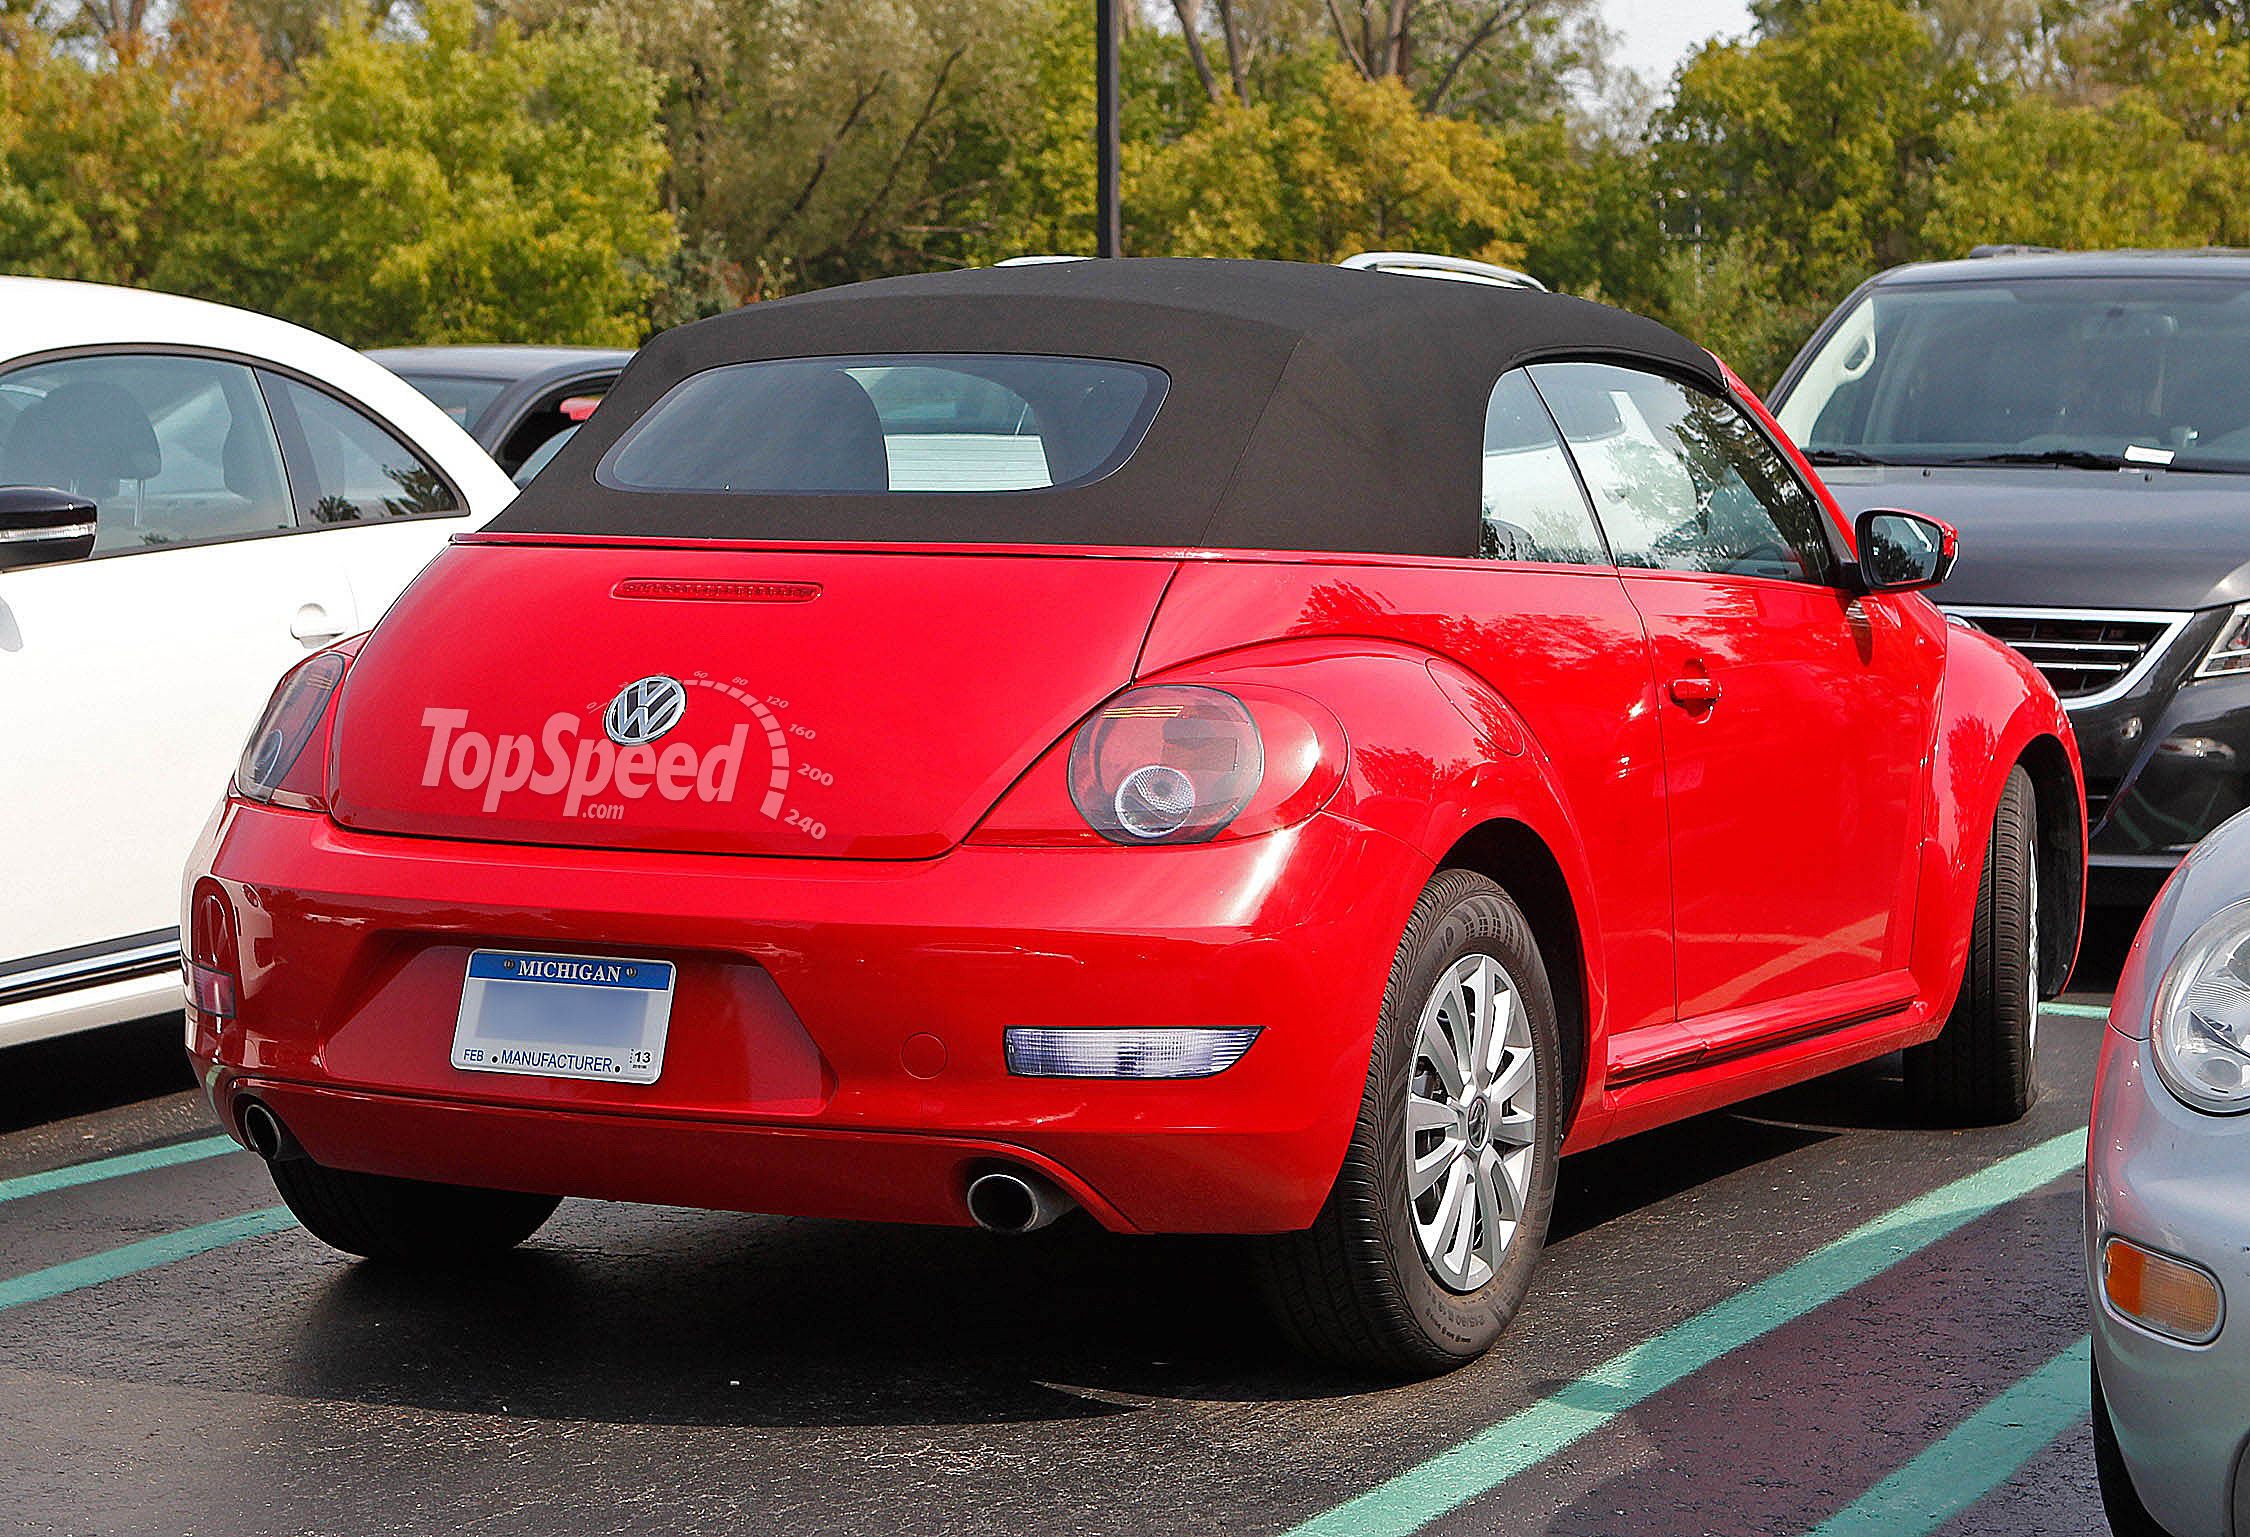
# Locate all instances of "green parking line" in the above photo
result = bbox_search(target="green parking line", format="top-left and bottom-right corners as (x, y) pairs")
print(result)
(2040, 1003), (2111, 1020)
(0, 1207), (295, 1313)
(1803, 1335), (2092, 1536)
(1283, 1129), (2086, 1537)
(0, 1135), (240, 1206)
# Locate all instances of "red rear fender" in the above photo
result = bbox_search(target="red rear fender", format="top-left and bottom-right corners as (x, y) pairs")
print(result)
(1915, 622), (2086, 1011)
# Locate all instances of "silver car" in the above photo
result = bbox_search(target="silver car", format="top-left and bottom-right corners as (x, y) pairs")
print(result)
(2090, 809), (2250, 1535)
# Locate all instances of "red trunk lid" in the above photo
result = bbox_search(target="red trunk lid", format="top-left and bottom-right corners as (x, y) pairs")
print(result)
(328, 539), (1177, 858)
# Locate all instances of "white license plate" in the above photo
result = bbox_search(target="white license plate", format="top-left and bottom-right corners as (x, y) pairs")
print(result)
(451, 949), (674, 1085)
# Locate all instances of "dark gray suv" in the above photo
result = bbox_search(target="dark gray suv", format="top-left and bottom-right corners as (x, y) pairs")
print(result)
(1772, 249), (2250, 906)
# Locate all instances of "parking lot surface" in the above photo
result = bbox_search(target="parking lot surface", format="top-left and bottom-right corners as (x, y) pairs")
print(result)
(0, 925), (2133, 1537)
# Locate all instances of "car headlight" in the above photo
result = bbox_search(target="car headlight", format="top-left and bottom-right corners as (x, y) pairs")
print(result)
(2151, 899), (2250, 1114)
(2195, 601), (2250, 679)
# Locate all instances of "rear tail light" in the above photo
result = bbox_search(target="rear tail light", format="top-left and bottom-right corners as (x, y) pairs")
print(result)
(235, 649), (349, 808)
(972, 683), (1345, 848)
(185, 879), (239, 1020)
(1070, 687), (1262, 844)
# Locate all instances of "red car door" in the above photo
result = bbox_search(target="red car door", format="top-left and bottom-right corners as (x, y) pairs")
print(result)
(1529, 361), (1942, 1062)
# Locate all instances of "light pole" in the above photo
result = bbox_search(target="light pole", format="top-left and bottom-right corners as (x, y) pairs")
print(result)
(1095, 0), (1121, 256)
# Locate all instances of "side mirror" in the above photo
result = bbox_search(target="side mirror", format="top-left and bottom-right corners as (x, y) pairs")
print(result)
(1853, 508), (1956, 594)
(0, 486), (97, 572)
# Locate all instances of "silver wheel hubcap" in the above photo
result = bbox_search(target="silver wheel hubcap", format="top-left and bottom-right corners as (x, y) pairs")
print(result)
(1406, 954), (1537, 1293)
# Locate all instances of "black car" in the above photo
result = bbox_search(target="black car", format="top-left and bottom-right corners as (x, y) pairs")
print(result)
(1772, 249), (2250, 904)
(366, 345), (631, 482)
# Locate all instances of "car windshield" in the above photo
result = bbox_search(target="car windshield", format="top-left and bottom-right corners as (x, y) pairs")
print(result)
(599, 354), (1168, 495)
(393, 372), (509, 430)
(1776, 276), (2250, 474)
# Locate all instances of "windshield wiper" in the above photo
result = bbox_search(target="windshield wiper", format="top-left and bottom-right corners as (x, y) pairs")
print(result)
(1802, 448), (1893, 466)
(1933, 449), (2140, 471)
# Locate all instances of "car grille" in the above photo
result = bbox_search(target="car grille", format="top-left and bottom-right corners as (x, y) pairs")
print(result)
(1944, 608), (2187, 705)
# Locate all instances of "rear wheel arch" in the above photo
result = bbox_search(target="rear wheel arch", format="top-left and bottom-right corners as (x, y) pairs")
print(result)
(2015, 732), (2085, 996)
(1435, 819), (1589, 1137)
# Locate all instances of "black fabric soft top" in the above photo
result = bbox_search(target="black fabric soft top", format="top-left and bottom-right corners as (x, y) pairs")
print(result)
(492, 257), (1726, 557)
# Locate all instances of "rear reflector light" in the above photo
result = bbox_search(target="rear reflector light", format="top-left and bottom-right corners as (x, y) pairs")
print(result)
(613, 579), (821, 604)
(186, 881), (239, 1020)
(2103, 1236), (2224, 1343)
(1003, 1026), (1260, 1079)
(187, 964), (237, 1019)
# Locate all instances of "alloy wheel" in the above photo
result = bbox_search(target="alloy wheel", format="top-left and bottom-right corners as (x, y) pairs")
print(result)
(1405, 953), (1538, 1293)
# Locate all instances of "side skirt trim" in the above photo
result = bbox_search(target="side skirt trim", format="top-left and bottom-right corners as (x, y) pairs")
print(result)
(0, 930), (181, 1009)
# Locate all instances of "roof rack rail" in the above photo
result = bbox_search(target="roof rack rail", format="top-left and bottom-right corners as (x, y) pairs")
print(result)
(1338, 251), (1548, 291)
(1967, 244), (2061, 259)
(991, 251), (1550, 290)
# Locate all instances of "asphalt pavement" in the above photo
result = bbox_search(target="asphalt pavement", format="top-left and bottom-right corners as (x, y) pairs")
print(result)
(0, 914), (2139, 1537)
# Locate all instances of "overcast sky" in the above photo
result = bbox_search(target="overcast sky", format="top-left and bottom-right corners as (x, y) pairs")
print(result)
(1604, 0), (1755, 86)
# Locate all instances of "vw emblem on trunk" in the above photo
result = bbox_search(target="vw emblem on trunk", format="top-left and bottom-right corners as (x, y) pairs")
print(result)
(604, 675), (687, 745)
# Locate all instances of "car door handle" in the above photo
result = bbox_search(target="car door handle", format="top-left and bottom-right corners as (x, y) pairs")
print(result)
(1668, 675), (1722, 708)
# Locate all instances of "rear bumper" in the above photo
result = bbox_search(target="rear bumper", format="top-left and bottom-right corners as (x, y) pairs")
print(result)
(2088, 1024), (2250, 1537)
(188, 800), (1428, 1234)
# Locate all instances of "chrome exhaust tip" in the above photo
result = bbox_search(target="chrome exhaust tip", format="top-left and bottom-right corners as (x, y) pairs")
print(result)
(965, 1167), (1076, 1234)
(239, 1100), (303, 1163)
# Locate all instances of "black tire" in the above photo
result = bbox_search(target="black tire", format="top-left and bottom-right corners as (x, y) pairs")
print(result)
(269, 1155), (560, 1264)
(1256, 868), (1563, 1377)
(1907, 763), (2041, 1125)
(2093, 1360), (2174, 1537)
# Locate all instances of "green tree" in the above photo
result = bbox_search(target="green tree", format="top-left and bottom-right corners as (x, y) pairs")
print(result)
(1321, 0), (1612, 120)
(1129, 65), (1531, 262)
(1651, 0), (1985, 379)
(1925, 89), (2203, 251)
(0, 0), (274, 290)
(204, 0), (673, 345)
(513, 0), (1043, 295)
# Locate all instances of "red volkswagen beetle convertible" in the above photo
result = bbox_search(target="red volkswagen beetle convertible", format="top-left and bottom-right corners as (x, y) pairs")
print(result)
(186, 260), (2082, 1374)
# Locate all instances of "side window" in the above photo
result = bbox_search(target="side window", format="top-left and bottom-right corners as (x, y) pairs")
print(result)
(494, 381), (610, 475)
(1528, 361), (1839, 585)
(0, 354), (293, 554)
(1480, 370), (1608, 565)
(260, 372), (461, 525)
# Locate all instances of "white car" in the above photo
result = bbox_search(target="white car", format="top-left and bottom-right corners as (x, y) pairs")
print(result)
(0, 277), (517, 1048)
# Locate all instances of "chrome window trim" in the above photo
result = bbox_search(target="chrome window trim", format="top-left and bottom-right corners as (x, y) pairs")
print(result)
(1941, 604), (2192, 710)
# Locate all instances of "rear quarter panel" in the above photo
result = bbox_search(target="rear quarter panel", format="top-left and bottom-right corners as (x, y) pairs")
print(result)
(1137, 557), (1673, 1142)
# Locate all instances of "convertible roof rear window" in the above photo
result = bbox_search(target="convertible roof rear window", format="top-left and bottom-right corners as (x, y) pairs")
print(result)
(599, 355), (1167, 496)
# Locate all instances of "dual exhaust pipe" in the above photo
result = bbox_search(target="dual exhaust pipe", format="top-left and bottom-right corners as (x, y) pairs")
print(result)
(243, 1099), (1076, 1236)
(964, 1166), (1076, 1234)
